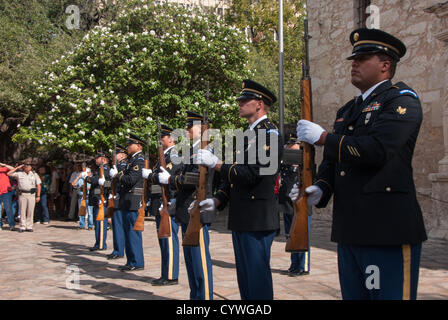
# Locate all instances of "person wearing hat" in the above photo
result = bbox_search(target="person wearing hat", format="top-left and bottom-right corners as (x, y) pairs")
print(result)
(196, 79), (283, 300)
(156, 113), (214, 299)
(278, 133), (311, 277)
(0, 162), (16, 231)
(8, 161), (41, 232)
(142, 124), (181, 286)
(291, 28), (427, 300)
(109, 134), (146, 271)
(107, 144), (128, 260)
(81, 152), (110, 251)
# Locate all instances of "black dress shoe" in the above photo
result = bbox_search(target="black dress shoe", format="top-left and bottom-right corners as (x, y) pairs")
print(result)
(120, 265), (144, 272)
(289, 269), (309, 277)
(89, 247), (99, 251)
(151, 277), (179, 286)
(107, 254), (122, 260)
(118, 265), (131, 270)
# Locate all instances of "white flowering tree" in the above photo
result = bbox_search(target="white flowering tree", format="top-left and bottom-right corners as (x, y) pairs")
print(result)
(14, 1), (251, 154)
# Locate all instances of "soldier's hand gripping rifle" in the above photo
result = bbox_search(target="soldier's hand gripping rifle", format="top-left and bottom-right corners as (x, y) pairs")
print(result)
(105, 140), (116, 219)
(183, 82), (210, 247)
(96, 153), (106, 221)
(78, 160), (87, 217)
(157, 118), (172, 239)
(286, 18), (313, 252)
(133, 139), (149, 231)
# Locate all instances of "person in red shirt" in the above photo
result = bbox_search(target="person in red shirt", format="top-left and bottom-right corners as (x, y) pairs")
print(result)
(0, 162), (15, 230)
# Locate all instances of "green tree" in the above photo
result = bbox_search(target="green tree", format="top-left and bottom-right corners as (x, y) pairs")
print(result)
(0, 0), (127, 160)
(226, 0), (306, 126)
(13, 1), (251, 155)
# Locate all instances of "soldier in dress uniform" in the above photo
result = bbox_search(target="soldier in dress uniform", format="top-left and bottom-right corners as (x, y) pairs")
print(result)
(109, 134), (146, 272)
(197, 79), (283, 300)
(279, 134), (310, 276)
(82, 152), (110, 251)
(142, 124), (181, 286)
(157, 112), (214, 300)
(107, 144), (128, 260)
(293, 28), (427, 299)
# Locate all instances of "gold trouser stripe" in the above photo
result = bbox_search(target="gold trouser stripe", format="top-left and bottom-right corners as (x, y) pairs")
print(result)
(304, 251), (309, 272)
(199, 227), (210, 300)
(99, 220), (104, 249)
(338, 136), (346, 163)
(168, 218), (173, 280)
(402, 244), (411, 300)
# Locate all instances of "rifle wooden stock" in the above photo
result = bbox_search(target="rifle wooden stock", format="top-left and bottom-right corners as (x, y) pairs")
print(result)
(285, 78), (312, 253)
(133, 159), (148, 231)
(105, 179), (115, 218)
(157, 145), (171, 239)
(182, 123), (208, 247)
(78, 163), (87, 217)
(96, 165), (105, 221)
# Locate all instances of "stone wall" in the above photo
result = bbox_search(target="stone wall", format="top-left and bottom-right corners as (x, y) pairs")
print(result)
(307, 0), (447, 239)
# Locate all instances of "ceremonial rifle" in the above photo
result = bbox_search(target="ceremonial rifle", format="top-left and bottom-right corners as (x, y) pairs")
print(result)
(286, 18), (313, 252)
(105, 140), (116, 219)
(157, 118), (172, 238)
(96, 152), (105, 221)
(183, 81), (210, 247)
(133, 138), (149, 231)
(78, 159), (87, 217)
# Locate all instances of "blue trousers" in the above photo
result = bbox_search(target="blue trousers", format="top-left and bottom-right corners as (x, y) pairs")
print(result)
(122, 210), (144, 268)
(181, 223), (213, 300)
(0, 191), (14, 228)
(232, 230), (276, 300)
(111, 209), (125, 257)
(79, 205), (94, 229)
(92, 205), (108, 250)
(36, 193), (50, 223)
(156, 215), (179, 280)
(337, 243), (422, 300)
(283, 213), (311, 272)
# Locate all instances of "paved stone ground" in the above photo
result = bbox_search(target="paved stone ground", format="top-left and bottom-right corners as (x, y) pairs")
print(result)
(0, 213), (447, 300)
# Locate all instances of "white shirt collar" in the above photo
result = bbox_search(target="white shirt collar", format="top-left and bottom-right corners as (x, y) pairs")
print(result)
(360, 79), (389, 101)
(249, 115), (268, 130)
(164, 145), (175, 155)
(132, 150), (142, 158)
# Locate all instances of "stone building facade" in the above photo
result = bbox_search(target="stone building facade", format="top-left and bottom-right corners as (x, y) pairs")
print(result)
(307, 0), (448, 240)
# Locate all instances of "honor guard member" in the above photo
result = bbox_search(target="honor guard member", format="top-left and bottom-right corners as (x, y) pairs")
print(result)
(157, 112), (214, 300)
(82, 152), (110, 251)
(110, 134), (146, 272)
(142, 124), (181, 286)
(294, 28), (427, 300)
(197, 80), (283, 300)
(280, 134), (310, 276)
(107, 144), (128, 260)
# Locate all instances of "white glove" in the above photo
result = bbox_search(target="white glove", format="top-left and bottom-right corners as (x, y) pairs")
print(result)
(108, 193), (113, 200)
(109, 165), (118, 178)
(80, 171), (88, 179)
(158, 167), (170, 185)
(98, 176), (105, 186)
(196, 149), (218, 168)
(188, 199), (216, 214)
(297, 119), (325, 145)
(289, 183), (299, 202)
(142, 168), (152, 179)
(305, 185), (323, 206)
(159, 201), (176, 213)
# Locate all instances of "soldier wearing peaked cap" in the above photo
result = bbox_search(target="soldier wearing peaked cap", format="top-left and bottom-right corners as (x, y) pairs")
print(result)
(82, 151), (110, 251)
(196, 79), (283, 300)
(293, 28), (427, 300)
(156, 113), (215, 300)
(142, 124), (181, 286)
(107, 143), (128, 260)
(109, 134), (146, 271)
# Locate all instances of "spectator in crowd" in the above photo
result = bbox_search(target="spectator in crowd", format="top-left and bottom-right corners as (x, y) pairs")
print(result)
(36, 166), (51, 225)
(48, 164), (60, 218)
(72, 166), (93, 230)
(68, 163), (82, 221)
(8, 161), (41, 232)
(10, 175), (19, 222)
(55, 164), (68, 219)
(0, 162), (15, 230)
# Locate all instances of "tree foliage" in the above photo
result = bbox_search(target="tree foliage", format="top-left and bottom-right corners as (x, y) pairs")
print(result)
(13, 1), (251, 154)
(226, 0), (306, 125)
